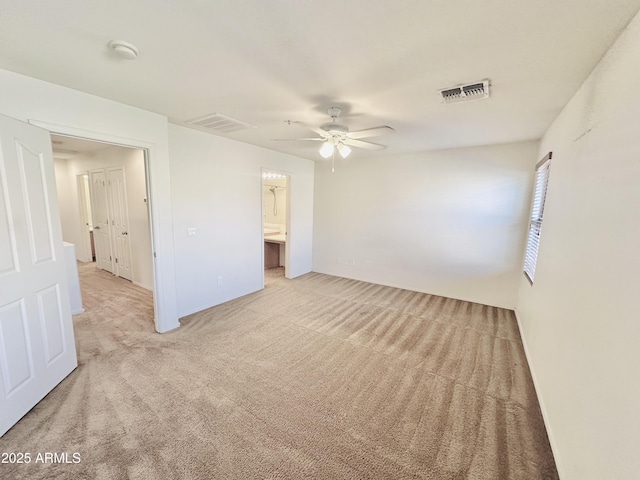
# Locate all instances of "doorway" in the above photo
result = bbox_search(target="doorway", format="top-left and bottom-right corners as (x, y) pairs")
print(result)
(51, 134), (156, 327)
(262, 170), (290, 283)
(76, 172), (94, 262)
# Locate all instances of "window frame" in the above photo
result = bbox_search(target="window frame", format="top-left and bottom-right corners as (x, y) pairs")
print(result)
(524, 152), (552, 284)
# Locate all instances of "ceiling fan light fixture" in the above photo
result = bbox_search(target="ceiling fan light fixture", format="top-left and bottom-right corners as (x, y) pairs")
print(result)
(273, 106), (393, 161)
(337, 143), (351, 159)
(319, 141), (334, 158)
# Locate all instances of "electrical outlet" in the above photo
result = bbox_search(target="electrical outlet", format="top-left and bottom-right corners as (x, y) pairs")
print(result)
(217, 275), (223, 286)
(348, 258), (355, 266)
(187, 227), (197, 237)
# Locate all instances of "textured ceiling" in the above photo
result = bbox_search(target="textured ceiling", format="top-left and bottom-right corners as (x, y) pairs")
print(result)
(1, 0), (639, 160)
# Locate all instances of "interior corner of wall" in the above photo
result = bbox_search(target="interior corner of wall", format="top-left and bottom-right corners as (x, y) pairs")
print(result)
(514, 309), (565, 479)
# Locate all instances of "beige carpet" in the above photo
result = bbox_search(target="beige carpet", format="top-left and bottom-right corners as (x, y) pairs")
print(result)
(0, 264), (558, 479)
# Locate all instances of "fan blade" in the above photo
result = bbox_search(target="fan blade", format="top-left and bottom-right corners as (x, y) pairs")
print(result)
(344, 138), (386, 150)
(271, 137), (325, 142)
(297, 122), (330, 138)
(347, 126), (395, 139)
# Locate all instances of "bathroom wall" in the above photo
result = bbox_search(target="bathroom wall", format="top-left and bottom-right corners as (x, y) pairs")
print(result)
(263, 177), (287, 228)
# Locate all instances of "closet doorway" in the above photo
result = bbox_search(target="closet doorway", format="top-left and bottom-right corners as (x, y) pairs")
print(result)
(89, 166), (133, 280)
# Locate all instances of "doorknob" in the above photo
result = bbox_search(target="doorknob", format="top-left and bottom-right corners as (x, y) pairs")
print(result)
(122, 231), (128, 236)
(94, 226), (100, 230)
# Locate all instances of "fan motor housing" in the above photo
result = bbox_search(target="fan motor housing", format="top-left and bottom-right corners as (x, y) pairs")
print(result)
(320, 123), (349, 135)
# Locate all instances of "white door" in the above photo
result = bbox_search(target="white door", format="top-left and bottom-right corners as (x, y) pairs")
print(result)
(89, 169), (113, 273)
(0, 114), (78, 437)
(107, 167), (132, 281)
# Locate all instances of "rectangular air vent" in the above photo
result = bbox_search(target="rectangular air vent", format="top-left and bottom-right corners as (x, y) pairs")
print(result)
(186, 113), (256, 134)
(440, 79), (490, 104)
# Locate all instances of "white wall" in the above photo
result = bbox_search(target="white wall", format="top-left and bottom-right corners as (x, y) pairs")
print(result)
(516, 10), (640, 480)
(55, 147), (154, 290)
(54, 158), (91, 263)
(53, 158), (76, 249)
(0, 69), (178, 332)
(168, 124), (314, 317)
(313, 141), (538, 309)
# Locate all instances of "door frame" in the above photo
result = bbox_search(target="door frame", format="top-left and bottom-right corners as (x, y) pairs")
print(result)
(29, 121), (161, 332)
(74, 171), (93, 263)
(261, 168), (291, 288)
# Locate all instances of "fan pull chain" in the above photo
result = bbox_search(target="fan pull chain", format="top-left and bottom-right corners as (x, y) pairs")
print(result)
(332, 150), (335, 173)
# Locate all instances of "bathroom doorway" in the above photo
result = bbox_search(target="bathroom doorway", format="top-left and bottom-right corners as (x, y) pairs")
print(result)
(262, 170), (290, 282)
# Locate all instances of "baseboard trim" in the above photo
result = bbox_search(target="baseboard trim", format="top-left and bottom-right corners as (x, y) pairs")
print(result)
(177, 286), (263, 319)
(514, 310), (566, 479)
(310, 268), (514, 310)
(133, 281), (153, 292)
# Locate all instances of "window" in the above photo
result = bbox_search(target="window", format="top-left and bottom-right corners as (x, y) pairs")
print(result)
(524, 152), (552, 284)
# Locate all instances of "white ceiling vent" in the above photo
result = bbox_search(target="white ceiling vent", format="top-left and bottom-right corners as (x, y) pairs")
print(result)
(186, 113), (256, 134)
(440, 79), (490, 104)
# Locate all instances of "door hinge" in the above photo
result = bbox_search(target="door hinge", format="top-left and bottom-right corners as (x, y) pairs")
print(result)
(115, 258), (118, 264)
(110, 256), (112, 261)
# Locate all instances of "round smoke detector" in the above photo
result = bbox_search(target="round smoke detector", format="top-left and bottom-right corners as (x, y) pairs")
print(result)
(108, 40), (138, 60)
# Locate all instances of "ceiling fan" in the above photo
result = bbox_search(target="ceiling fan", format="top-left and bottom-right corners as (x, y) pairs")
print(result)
(276, 107), (395, 160)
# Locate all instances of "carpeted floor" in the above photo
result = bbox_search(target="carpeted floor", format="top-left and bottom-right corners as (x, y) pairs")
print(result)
(0, 263), (558, 479)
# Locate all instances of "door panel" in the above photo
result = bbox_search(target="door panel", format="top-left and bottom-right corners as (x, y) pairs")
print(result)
(107, 168), (132, 281)
(0, 113), (78, 437)
(0, 167), (17, 275)
(89, 170), (112, 273)
(0, 301), (32, 393)
(36, 285), (65, 364)
(16, 141), (54, 264)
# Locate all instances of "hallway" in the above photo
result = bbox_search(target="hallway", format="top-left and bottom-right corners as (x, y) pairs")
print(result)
(74, 262), (155, 363)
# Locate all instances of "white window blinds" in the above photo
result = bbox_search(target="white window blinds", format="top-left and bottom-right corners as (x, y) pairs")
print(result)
(524, 152), (552, 284)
